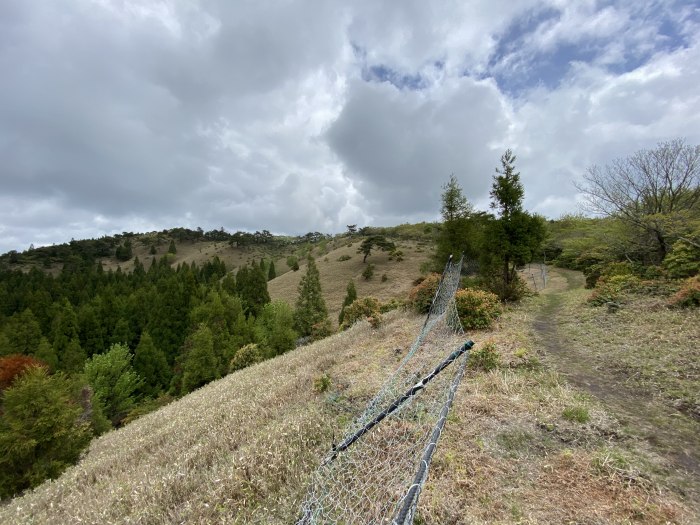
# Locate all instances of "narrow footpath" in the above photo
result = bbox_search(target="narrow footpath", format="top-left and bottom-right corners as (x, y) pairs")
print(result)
(531, 267), (700, 506)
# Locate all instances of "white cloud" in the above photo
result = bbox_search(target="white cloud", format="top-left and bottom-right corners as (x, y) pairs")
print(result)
(0, 0), (698, 253)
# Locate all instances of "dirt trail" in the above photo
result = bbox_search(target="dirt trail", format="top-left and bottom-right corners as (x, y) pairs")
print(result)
(531, 267), (700, 504)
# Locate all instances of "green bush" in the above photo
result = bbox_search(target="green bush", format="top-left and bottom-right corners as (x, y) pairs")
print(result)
(0, 367), (92, 498)
(341, 297), (382, 330)
(483, 272), (530, 302)
(310, 319), (334, 341)
(388, 249), (404, 261)
(454, 289), (502, 329)
(468, 342), (500, 372)
(587, 274), (642, 306)
(668, 276), (700, 308)
(229, 343), (262, 372)
(313, 374), (331, 393)
(664, 240), (700, 279)
(408, 273), (441, 313)
(362, 263), (375, 280)
(337, 254), (352, 262)
(379, 298), (404, 313)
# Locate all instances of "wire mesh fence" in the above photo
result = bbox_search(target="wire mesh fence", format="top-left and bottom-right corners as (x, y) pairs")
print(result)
(297, 256), (471, 524)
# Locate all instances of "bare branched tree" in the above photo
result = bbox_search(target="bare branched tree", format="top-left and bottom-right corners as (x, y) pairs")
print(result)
(576, 139), (700, 261)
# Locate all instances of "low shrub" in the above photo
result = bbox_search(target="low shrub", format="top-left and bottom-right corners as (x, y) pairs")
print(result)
(468, 341), (500, 372)
(587, 275), (642, 306)
(337, 255), (351, 262)
(408, 273), (441, 313)
(483, 273), (531, 302)
(380, 298), (404, 313)
(313, 374), (331, 393)
(668, 275), (700, 308)
(229, 343), (262, 372)
(388, 249), (404, 261)
(362, 263), (375, 280)
(664, 240), (700, 279)
(341, 297), (383, 330)
(310, 319), (334, 341)
(454, 289), (502, 329)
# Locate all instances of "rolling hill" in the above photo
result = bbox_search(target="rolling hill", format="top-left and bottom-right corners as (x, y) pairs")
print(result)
(1, 268), (695, 524)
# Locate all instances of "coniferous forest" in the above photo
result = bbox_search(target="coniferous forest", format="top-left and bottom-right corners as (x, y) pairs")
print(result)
(0, 248), (302, 497)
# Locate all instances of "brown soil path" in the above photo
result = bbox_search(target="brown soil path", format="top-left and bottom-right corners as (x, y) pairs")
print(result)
(531, 267), (700, 505)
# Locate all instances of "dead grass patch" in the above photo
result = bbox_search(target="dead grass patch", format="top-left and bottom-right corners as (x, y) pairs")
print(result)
(268, 240), (431, 325)
(1, 295), (695, 524)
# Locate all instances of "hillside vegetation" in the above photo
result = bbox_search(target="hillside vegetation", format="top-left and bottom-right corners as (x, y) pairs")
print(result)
(1, 272), (696, 524)
(268, 238), (431, 323)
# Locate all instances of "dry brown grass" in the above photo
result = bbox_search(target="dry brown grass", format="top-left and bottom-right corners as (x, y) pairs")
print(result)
(1, 293), (695, 524)
(268, 239), (430, 324)
(418, 298), (694, 524)
(555, 287), (700, 417)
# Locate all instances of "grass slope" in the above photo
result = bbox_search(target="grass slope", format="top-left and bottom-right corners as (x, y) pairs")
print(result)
(2, 280), (695, 524)
(268, 239), (431, 324)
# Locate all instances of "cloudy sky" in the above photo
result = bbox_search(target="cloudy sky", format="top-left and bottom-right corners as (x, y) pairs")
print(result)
(1, 1), (699, 254)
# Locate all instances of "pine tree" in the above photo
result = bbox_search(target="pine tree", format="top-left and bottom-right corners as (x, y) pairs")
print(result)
(51, 298), (79, 356)
(60, 337), (87, 373)
(78, 303), (104, 357)
(435, 174), (474, 267)
(84, 342), (143, 425)
(35, 337), (58, 371)
(268, 260), (276, 280)
(236, 264), (270, 318)
(338, 280), (358, 325)
(168, 240), (177, 254)
(133, 332), (170, 397)
(255, 301), (297, 358)
(0, 308), (41, 356)
(294, 256), (328, 337)
(482, 150), (546, 300)
(110, 317), (132, 346)
(181, 324), (218, 393)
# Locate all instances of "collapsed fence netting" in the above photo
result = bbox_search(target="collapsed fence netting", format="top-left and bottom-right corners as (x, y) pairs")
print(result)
(297, 255), (473, 525)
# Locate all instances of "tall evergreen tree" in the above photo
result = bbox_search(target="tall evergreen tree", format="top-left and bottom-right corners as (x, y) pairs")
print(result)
(35, 336), (58, 371)
(84, 343), (142, 426)
(59, 338), (86, 373)
(168, 239), (177, 254)
(77, 303), (104, 357)
(0, 308), (41, 356)
(268, 260), (276, 280)
(181, 324), (217, 393)
(51, 298), (79, 356)
(255, 301), (297, 358)
(435, 174), (474, 267)
(294, 256), (328, 337)
(481, 150), (546, 300)
(236, 264), (270, 318)
(338, 280), (358, 325)
(133, 332), (170, 397)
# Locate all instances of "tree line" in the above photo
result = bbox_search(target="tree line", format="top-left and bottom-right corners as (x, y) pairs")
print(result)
(0, 252), (329, 498)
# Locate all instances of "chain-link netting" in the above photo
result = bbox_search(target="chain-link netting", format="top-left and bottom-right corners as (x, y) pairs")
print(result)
(297, 255), (472, 525)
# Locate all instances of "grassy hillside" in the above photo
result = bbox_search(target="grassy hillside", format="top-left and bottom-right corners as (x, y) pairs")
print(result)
(268, 239), (432, 323)
(2, 269), (695, 524)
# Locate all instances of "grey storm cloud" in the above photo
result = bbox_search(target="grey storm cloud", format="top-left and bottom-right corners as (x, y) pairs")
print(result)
(326, 78), (510, 216)
(0, 0), (699, 253)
